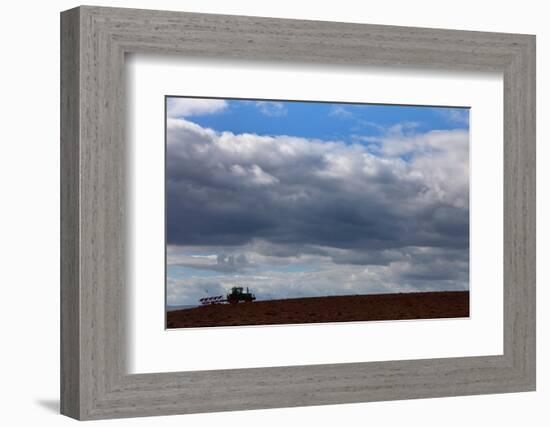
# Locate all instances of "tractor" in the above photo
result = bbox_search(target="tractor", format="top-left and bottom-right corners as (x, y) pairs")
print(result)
(226, 286), (256, 304)
(199, 286), (256, 306)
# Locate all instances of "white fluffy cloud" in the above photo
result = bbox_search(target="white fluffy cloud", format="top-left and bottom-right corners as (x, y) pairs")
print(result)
(167, 98), (228, 118)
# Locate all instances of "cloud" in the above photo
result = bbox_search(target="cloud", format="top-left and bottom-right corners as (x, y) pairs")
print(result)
(167, 98), (228, 118)
(230, 164), (279, 186)
(436, 108), (470, 126)
(166, 244), (468, 305)
(329, 106), (354, 118)
(169, 251), (251, 273)
(167, 118), (468, 247)
(166, 117), (469, 305)
(255, 101), (287, 117)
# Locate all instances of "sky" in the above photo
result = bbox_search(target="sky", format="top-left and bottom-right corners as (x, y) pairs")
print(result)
(165, 97), (470, 307)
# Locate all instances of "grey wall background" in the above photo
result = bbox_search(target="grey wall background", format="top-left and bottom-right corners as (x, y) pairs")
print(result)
(0, 0), (546, 425)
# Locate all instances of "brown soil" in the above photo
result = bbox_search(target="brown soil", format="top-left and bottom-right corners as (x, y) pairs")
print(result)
(166, 291), (469, 329)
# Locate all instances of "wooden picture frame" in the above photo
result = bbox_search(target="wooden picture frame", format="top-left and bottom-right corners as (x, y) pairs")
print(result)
(60, 5), (536, 420)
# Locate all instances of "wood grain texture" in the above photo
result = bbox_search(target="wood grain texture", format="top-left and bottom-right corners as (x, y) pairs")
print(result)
(60, 7), (80, 419)
(60, 5), (536, 420)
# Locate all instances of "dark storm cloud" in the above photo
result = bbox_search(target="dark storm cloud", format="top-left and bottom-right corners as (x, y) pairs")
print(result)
(166, 118), (469, 260)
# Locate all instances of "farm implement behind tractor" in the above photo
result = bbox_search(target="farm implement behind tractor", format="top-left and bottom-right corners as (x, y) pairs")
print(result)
(199, 286), (256, 306)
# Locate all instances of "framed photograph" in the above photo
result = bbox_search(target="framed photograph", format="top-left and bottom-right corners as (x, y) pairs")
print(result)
(61, 6), (536, 420)
(164, 97), (471, 330)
